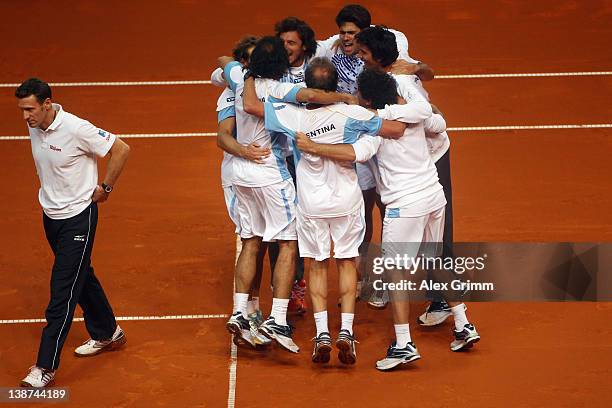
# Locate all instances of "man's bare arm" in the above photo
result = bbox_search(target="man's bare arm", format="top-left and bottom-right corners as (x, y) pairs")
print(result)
(242, 77), (264, 118)
(296, 132), (356, 161)
(296, 88), (358, 105)
(377, 120), (407, 139)
(389, 60), (435, 81)
(92, 137), (130, 203)
(218, 56), (234, 70)
(217, 116), (270, 164)
(414, 62), (434, 81)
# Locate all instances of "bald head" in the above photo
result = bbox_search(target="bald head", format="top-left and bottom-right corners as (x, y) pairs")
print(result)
(305, 57), (338, 92)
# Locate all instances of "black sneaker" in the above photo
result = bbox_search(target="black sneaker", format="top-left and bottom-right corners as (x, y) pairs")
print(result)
(375, 341), (421, 371)
(258, 316), (299, 353)
(336, 329), (358, 365)
(311, 332), (332, 363)
(450, 323), (480, 351)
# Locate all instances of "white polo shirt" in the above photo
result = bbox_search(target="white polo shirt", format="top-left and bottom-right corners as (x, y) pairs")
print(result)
(28, 103), (116, 220)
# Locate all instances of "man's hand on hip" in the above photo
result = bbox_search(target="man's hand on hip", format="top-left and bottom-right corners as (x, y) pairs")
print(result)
(92, 185), (109, 203)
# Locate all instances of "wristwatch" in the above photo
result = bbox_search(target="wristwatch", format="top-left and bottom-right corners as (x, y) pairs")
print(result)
(101, 183), (113, 193)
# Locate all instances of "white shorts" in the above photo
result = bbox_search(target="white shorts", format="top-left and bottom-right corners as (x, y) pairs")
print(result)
(356, 161), (376, 191)
(382, 206), (445, 267)
(297, 204), (365, 261)
(223, 186), (241, 234)
(234, 180), (297, 242)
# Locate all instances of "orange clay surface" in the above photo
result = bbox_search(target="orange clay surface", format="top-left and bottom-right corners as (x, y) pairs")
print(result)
(0, 1), (611, 407)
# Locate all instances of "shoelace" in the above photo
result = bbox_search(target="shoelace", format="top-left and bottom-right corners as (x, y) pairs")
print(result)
(28, 367), (53, 383)
(83, 337), (112, 347)
(27, 366), (42, 379)
(41, 371), (54, 382)
(339, 336), (359, 344)
(292, 283), (305, 299)
(337, 330), (359, 344)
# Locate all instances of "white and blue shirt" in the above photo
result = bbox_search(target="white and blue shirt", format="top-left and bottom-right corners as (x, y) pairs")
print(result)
(280, 59), (308, 85)
(224, 61), (303, 187)
(315, 28), (417, 95)
(264, 102), (382, 218)
(216, 87), (236, 188)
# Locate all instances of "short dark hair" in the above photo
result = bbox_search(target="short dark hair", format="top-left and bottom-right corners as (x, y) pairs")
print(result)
(15, 78), (52, 103)
(335, 4), (371, 30)
(305, 57), (338, 92)
(232, 35), (258, 63)
(249, 36), (289, 80)
(356, 26), (399, 67)
(357, 68), (399, 109)
(274, 17), (317, 59)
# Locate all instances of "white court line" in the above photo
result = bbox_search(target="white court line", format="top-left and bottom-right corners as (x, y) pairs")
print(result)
(449, 124), (612, 131)
(227, 235), (242, 408)
(0, 133), (216, 141)
(0, 314), (228, 325)
(2, 124), (612, 141)
(1, 71), (611, 87)
(0, 80), (211, 88)
(435, 71), (612, 79)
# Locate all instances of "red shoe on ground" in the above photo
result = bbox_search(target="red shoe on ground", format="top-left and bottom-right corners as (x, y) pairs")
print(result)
(288, 279), (307, 315)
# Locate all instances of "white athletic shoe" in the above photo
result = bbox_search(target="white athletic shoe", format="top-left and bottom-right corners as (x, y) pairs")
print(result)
(248, 311), (272, 346)
(450, 323), (481, 351)
(227, 312), (256, 348)
(367, 289), (389, 310)
(258, 316), (300, 353)
(375, 342), (421, 371)
(74, 325), (126, 357)
(417, 302), (468, 326)
(20, 366), (55, 388)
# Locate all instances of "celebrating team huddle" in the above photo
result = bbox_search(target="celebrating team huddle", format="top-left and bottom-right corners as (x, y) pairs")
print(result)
(213, 4), (480, 370)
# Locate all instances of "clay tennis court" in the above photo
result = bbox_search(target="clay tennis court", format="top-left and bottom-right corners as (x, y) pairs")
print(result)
(1, 0), (611, 406)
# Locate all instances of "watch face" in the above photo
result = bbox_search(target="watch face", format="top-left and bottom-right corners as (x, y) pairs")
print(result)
(103, 185), (113, 193)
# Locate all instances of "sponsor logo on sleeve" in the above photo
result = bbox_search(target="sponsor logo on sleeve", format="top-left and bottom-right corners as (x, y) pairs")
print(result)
(98, 129), (111, 141)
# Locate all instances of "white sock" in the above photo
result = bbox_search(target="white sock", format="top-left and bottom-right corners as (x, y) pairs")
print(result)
(394, 323), (412, 348)
(314, 311), (329, 336)
(270, 298), (289, 326)
(340, 313), (354, 335)
(451, 303), (469, 331)
(251, 296), (260, 312)
(233, 293), (249, 317)
(247, 300), (255, 315)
